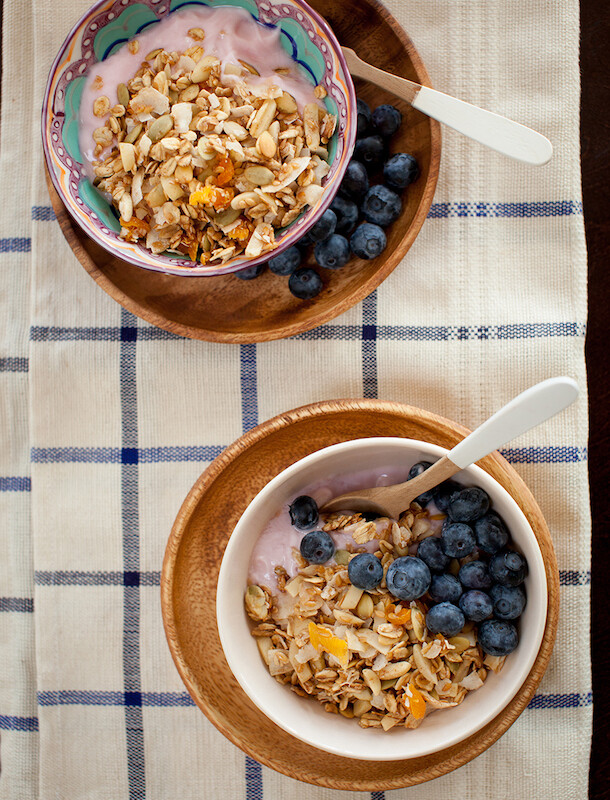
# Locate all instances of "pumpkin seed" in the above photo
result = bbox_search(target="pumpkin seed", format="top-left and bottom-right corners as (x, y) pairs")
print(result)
(147, 114), (173, 142)
(215, 207), (241, 227)
(124, 123), (142, 144)
(117, 83), (130, 108)
(243, 165), (275, 186)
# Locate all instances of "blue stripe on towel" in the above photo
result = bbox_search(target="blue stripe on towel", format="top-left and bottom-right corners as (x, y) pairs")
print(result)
(119, 309), (145, 799)
(0, 476), (31, 491)
(30, 321), (586, 344)
(0, 715), (39, 731)
(0, 356), (28, 372)
(239, 342), (264, 794)
(427, 200), (583, 219)
(0, 238), (30, 252)
(362, 291), (378, 399)
(0, 597), (33, 612)
(31, 446), (222, 464)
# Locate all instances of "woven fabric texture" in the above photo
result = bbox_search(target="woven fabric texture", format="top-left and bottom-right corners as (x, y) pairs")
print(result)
(0, 0), (589, 797)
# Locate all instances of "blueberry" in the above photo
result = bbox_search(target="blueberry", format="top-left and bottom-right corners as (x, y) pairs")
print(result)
(353, 135), (386, 171)
(383, 153), (420, 190)
(434, 480), (461, 513)
(289, 495), (319, 529)
(426, 602), (465, 637)
(477, 619), (519, 656)
(474, 512), (510, 554)
(314, 234), (350, 270)
(306, 209), (337, 243)
(300, 530), (335, 564)
(349, 223), (387, 259)
(288, 268), (323, 299)
(268, 246), (301, 276)
(236, 262), (265, 280)
(407, 460), (435, 505)
(348, 552), (383, 590)
(428, 573), (462, 605)
(386, 556), (431, 601)
(459, 590), (493, 622)
(446, 487), (490, 522)
(458, 560), (493, 590)
(330, 195), (359, 235)
(441, 521), (476, 558)
(489, 549), (528, 587)
(339, 160), (369, 199)
(490, 584), (527, 619)
(417, 536), (451, 573)
(361, 185), (402, 227)
(356, 98), (372, 137)
(372, 104), (402, 138)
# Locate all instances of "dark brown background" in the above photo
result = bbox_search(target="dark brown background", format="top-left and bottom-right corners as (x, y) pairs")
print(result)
(0, 0), (607, 794)
(582, 0), (610, 795)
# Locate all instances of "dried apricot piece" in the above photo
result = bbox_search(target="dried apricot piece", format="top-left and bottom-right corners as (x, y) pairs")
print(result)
(227, 221), (250, 241)
(387, 604), (411, 625)
(215, 155), (234, 186)
(308, 622), (348, 667)
(405, 683), (426, 720)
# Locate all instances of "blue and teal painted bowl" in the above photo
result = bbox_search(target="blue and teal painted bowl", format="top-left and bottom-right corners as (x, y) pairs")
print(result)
(42, 0), (356, 277)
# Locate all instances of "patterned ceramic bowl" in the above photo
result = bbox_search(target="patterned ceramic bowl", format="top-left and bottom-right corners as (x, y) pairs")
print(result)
(42, 0), (356, 277)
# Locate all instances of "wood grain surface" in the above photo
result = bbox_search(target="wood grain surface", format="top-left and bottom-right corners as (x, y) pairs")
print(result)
(45, 0), (441, 343)
(161, 399), (559, 790)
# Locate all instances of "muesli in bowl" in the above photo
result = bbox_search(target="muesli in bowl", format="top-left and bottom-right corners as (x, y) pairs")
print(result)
(246, 467), (528, 731)
(216, 437), (548, 760)
(42, 0), (356, 276)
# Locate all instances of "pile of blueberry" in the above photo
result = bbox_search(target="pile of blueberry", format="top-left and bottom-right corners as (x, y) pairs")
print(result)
(289, 464), (528, 658)
(236, 99), (420, 299)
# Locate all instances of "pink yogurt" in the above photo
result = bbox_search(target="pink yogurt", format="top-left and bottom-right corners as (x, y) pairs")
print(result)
(248, 465), (443, 590)
(79, 5), (322, 170)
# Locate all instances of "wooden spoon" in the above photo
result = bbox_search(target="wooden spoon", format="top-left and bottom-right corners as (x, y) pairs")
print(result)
(321, 377), (578, 518)
(343, 47), (553, 165)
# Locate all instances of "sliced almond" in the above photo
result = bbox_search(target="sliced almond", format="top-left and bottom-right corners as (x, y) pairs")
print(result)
(191, 55), (219, 84)
(249, 99), (277, 138)
(303, 103), (320, 149)
(119, 142), (136, 172)
(160, 177), (184, 201)
(257, 130), (276, 159)
(118, 192), (133, 222)
(276, 91), (298, 113)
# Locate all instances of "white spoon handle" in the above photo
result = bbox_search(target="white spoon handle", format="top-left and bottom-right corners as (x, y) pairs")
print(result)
(449, 377), (579, 470)
(342, 47), (553, 166)
(412, 87), (553, 166)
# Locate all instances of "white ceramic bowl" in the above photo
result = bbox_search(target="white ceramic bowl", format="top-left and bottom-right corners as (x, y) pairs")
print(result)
(216, 437), (547, 761)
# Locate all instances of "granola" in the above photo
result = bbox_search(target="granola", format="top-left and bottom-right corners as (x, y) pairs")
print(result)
(90, 42), (336, 265)
(245, 503), (506, 730)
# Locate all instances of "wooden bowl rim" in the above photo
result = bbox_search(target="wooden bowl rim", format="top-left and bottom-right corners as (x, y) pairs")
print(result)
(45, 0), (442, 343)
(161, 398), (559, 789)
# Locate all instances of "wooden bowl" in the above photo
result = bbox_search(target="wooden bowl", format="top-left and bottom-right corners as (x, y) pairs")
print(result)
(161, 399), (559, 789)
(46, 0), (441, 343)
